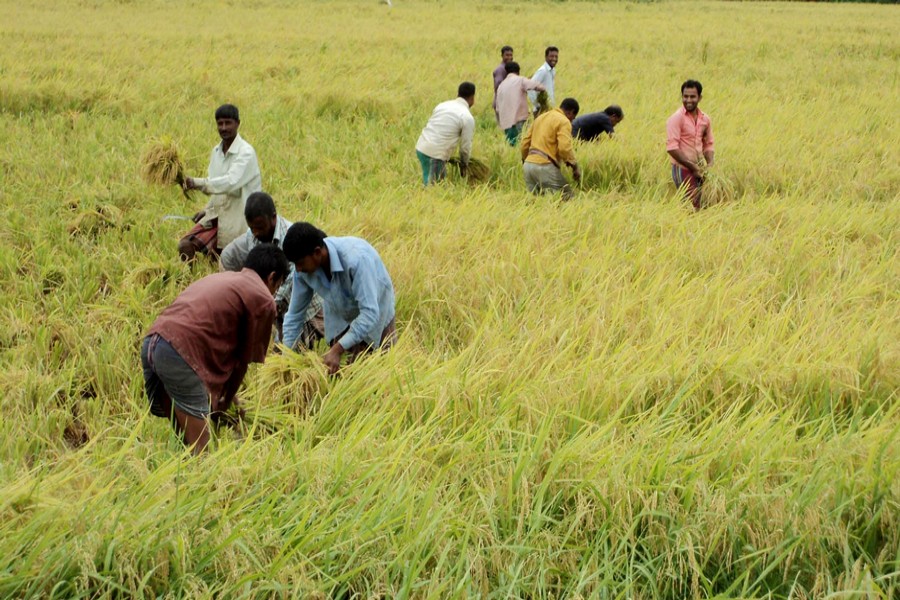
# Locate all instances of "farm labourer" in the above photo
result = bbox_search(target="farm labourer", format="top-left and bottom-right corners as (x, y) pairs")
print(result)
(521, 97), (581, 200)
(219, 191), (325, 348)
(572, 106), (624, 142)
(527, 46), (559, 115)
(492, 45), (514, 123)
(415, 82), (476, 185)
(141, 244), (289, 454)
(282, 222), (397, 375)
(496, 61), (546, 146)
(666, 80), (715, 210)
(178, 104), (262, 261)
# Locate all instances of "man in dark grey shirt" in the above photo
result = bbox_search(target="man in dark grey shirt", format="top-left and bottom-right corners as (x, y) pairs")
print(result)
(572, 105), (624, 141)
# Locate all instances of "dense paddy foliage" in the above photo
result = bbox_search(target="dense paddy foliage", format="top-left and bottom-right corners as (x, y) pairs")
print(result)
(1, 0), (898, 597)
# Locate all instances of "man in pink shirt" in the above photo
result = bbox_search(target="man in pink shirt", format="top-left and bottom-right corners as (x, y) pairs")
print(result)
(666, 79), (715, 210)
(496, 61), (546, 146)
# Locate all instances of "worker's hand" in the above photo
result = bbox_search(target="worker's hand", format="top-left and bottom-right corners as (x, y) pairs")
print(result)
(322, 344), (344, 376)
(183, 177), (200, 191)
(191, 210), (206, 224)
(572, 165), (582, 183)
(459, 164), (468, 179)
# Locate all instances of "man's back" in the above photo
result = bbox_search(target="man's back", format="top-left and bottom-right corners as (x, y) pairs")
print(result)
(522, 108), (574, 165)
(572, 112), (614, 141)
(415, 98), (475, 161)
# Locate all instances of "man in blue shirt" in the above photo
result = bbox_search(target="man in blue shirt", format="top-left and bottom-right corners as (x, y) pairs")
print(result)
(282, 222), (396, 374)
(572, 105), (624, 142)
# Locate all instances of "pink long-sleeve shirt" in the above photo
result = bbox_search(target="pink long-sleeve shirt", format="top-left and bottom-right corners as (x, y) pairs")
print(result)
(666, 106), (714, 166)
(496, 74), (545, 130)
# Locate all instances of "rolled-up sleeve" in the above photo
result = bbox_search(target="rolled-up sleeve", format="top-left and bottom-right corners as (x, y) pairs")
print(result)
(282, 272), (313, 350)
(337, 257), (382, 350)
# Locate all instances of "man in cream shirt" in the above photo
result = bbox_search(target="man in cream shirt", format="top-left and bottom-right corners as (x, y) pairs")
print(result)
(415, 82), (476, 185)
(179, 104), (262, 262)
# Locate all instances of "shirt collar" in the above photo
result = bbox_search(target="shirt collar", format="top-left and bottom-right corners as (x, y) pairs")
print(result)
(218, 133), (244, 156)
(453, 97), (470, 110)
(323, 237), (345, 274)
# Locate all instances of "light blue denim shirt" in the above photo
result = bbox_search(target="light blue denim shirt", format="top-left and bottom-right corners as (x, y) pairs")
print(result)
(283, 237), (395, 351)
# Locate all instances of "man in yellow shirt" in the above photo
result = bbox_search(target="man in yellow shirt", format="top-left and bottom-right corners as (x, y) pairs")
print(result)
(521, 98), (581, 200)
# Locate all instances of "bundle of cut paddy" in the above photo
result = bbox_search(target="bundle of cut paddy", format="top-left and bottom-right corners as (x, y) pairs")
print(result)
(448, 156), (491, 183)
(140, 137), (191, 199)
(698, 158), (736, 207)
(535, 90), (551, 115)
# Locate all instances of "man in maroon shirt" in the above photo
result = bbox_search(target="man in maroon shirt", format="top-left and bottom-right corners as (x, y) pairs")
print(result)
(141, 244), (289, 454)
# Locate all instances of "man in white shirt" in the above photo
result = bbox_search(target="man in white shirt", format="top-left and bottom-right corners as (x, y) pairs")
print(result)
(415, 82), (476, 185)
(528, 46), (559, 116)
(178, 104), (262, 262)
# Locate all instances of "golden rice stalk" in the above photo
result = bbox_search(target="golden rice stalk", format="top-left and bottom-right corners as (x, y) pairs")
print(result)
(536, 90), (551, 115)
(448, 156), (491, 183)
(140, 137), (191, 199)
(698, 158), (736, 207)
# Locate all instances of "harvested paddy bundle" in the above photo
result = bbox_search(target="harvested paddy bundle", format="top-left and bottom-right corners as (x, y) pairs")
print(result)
(698, 158), (736, 207)
(535, 90), (551, 115)
(140, 137), (191, 199)
(448, 156), (491, 183)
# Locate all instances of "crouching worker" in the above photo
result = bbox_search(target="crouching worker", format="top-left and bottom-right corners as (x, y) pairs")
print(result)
(282, 222), (397, 375)
(141, 244), (289, 454)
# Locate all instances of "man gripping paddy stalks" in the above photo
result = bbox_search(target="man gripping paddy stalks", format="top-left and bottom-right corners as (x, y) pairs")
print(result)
(666, 79), (715, 211)
(219, 191), (325, 348)
(141, 244), (289, 454)
(282, 223), (397, 375)
(521, 97), (582, 200)
(178, 104), (262, 262)
(415, 82), (476, 185)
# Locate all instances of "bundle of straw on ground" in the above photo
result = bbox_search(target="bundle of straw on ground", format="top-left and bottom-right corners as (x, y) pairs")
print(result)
(140, 137), (190, 199)
(448, 156), (491, 183)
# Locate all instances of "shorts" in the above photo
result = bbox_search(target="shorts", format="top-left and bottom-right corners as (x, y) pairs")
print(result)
(141, 334), (210, 420)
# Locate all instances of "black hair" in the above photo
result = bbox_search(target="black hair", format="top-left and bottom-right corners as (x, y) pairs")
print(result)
(504, 61), (520, 75)
(457, 82), (476, 99)
(545, 46), (559, 57)
(283, 222), (328, 262)
(244, 243), (290, 284)
(500, 45), (513, 55)
(244, 191), (276, 221)
(215, 104), (240, 122)
(604, 105), (624, 119)
(681, 80), (703, 96)
(560, 97), (580, 115)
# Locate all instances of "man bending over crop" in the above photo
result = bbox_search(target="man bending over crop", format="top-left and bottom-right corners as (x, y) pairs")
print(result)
(219, 191), (325, 348)
(415, 82), (476, 185)
(521, 97), (581, 200)
(178, 104), (262, 261)
(141, 244), (289, 454)
(666, 80), (715, 210)
(572, 105), (624, 142)
(282, 222), (397, 375)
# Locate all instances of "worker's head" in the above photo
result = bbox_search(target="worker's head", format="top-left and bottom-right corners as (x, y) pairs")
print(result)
(680, 80), (703, 113)
(244, 243), (290, 296)
(544, 46), (559, 68)
(560, 97), (580, 122)
(504, 61), (521, 75)
(214, 104), (240, 143)
(604, 104), (624, 126)
(500, 46), (514, 63)
(458, 82), (476, 108)
(244, 192), (278, 244)
(283, 222), (329, 275)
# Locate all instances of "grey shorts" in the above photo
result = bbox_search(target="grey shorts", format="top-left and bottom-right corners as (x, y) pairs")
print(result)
(141, 334), (210, 419)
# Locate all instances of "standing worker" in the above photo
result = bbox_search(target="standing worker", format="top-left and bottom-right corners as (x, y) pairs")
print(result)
(415, 83), (476, 185)
(572, 106), (624, 141)
(141, 244), (289, 454)
(492, 45), (514, 123)
(282, 223), (397, 375)
(178, 104), (262, 261)
(528, 46), (559, 115)
(496, 62), (546, 146)
(666, 80), (715, 210)
(521, 97), (581, 200)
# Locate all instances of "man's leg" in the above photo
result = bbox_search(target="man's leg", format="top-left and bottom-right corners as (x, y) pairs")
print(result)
(416, 150), (432, 186)
(672, 165), (701, 210)
(179, 220), (219, 262)
(430, 158), (447, 184)
(546, 166), (574, 201)
(523, 162), (542, 194)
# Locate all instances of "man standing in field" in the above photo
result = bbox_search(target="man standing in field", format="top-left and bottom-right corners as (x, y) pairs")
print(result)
(666, 80), (715, 210)
(521, 97), (581, 200)
(282, 222), (396, 375)
(492, 45), (514, 123)
(496, 62), (546, 146)
(415, 82), (476, 185)
(572, 105), (624, 142)
(141, 244), (289, 454)
(528, 46), (559, 115)
(178, 104), (262, 261)
(219, 191), (325, 348)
